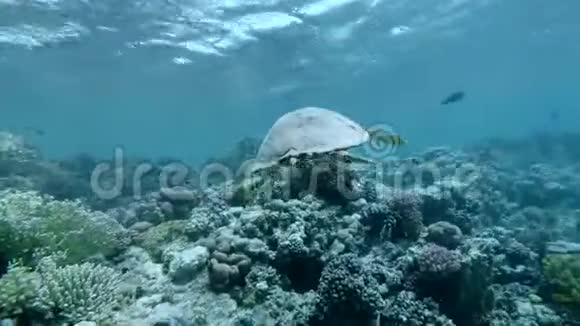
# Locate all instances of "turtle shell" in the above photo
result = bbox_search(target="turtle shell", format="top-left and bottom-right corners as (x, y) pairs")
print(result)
(255, 107), (370, 165)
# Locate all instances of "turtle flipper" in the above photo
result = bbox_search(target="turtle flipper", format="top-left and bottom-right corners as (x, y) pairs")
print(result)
(335, 151), (376, 164)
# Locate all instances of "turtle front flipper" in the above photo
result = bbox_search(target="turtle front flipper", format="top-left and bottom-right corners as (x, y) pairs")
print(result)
(335, 151), (376, 165)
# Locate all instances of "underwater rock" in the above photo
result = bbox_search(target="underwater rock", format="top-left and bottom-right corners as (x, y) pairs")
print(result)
(426, 221), (463, 249)
(159, 201), (174, 217)
(381, 291), (455, 326)
(147, 303), (190, 326)
(157, 187), (199, 220)
(493, 238), (541, 286)
(130, 221), (154, 233)
(115, 247), (169, 299)
(134, 220), (191, 261)
(546, 240), (580, 254)
(0, 132), (38, 162)
(416, 180), (480, 234)
(487, 283), (561, 326)
(109, 196), (165, 227)
(160, 187), (197, 203)
(208, 249), (252, 292)
(162, 245), (209, 284)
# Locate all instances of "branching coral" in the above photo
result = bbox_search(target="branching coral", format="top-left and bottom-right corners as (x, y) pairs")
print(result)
(37, 259), (124, 324)
(0, 190), (129, 265)
(0, 261), (41, 319)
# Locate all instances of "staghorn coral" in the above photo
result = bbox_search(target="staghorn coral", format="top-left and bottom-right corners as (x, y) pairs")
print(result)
(37, 259), (124, 324)
(0, 261), (41, 319)
(161, 244), (209, 284)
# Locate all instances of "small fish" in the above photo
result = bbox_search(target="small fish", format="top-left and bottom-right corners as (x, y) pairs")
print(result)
(441, 91), (465, 105)
(368, 129), (407, 151)
(407, 157), (421, 165)
(378, 133), (406, 146)
(22, 127), (45, 136)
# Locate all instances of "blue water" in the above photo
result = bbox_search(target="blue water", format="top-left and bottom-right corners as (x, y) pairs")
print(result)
(1, 0), (579, 165)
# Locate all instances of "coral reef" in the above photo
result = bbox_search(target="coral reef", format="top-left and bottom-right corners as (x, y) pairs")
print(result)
(310, 253), (385, 325)
(542, 253), (580, 304)
(0, 190), (129, 266)
(37, 259), (124, 324)
(0, 262), (40, 320)
(1, 131), (580, 325)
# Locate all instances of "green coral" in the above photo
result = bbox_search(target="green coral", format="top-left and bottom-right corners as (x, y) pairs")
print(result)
(37, 259), (124, 324)
(543, 253), (580, 304)
(0, 258), (124, 324)
(134, 220), (190, 261)
(0, 189), (128, 265)
(229, 176), (264, 206)
(0, 261), (41, 319)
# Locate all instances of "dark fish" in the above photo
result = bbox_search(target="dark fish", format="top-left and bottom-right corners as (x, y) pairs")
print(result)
(23, 127), (45, 136)
(408, 157), (421, 165)
(441, 91), (465, 105)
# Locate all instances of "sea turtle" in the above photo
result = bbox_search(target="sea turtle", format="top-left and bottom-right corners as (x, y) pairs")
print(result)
(231, 107), (406, 204)
(247, 106), (382, 174)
